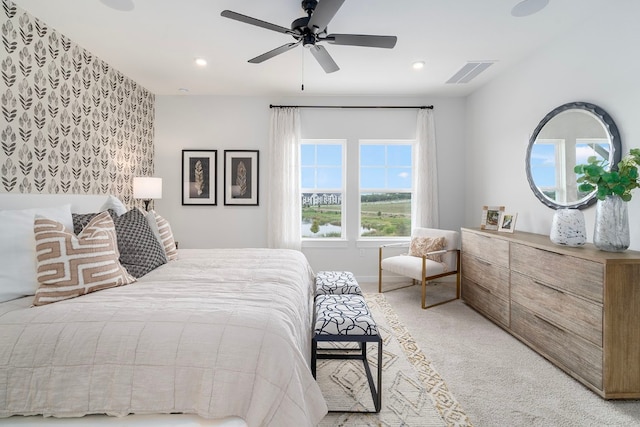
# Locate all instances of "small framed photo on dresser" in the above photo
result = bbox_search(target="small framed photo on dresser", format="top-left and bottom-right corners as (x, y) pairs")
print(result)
(224, 150), (259, 206)
(498, 212), (517, 233)
(480, 205), (504, 230)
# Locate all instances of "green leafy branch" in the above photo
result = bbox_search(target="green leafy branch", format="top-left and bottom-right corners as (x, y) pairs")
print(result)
(574, 148), (640, 201)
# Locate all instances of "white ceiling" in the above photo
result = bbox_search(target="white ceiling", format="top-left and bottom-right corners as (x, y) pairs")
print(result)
(12, 0), (608, 97)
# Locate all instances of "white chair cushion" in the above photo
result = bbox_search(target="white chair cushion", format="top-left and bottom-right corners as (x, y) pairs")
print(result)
(381, 254), (448, 281)
(314, 294), (378, 336)
(315, 271), (361, 296)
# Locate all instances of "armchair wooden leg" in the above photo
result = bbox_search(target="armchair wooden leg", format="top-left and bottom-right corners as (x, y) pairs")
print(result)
(421, 257), (427, 309)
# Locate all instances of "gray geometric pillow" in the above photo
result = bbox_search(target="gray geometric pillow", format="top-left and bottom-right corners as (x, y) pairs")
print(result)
(111, 208), (167, 278)
(72, 210), (115, 235)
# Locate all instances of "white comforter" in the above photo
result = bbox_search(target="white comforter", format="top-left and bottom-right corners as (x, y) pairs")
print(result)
(0, 249), (327, 426)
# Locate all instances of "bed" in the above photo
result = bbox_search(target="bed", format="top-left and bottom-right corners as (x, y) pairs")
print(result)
(0, 194), (328, 426)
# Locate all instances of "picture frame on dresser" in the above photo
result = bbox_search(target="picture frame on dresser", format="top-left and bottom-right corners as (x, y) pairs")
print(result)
(480, 205), (504, 230)
(182, 149), (217, 205)
(498, 212), (517, 233)
(224, 150), (259, 206)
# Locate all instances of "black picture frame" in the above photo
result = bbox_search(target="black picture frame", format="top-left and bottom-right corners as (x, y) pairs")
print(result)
(224, 150), (259, 206)
(182, 150), (217, 205)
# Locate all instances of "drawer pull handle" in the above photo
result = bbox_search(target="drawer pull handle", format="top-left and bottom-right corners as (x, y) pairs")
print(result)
(475, 282), (491, 293)
(476, 259), (492, 266)
(534, 314), (565, 333)
(533, 280), (565, 294)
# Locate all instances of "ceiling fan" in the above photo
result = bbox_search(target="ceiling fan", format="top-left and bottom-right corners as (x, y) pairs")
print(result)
(220, 0), (397, 73)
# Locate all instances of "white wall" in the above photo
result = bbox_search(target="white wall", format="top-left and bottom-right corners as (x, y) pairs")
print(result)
(154, 95), (466, 279)
(464, 3), (640, 250)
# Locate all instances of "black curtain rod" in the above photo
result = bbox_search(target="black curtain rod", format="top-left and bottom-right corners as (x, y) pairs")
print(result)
(269, 104), (433, 110)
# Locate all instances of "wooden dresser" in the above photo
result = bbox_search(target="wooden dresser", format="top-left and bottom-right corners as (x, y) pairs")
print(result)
(461, 227), (640, 399)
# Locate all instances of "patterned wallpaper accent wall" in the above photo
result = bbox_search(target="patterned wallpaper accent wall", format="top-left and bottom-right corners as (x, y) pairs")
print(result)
(0, 0), (154, 206)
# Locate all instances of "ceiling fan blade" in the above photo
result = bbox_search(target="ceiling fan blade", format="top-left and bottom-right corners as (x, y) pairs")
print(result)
(326, 34), (397, 49)
(307, 0), (345, 34)
(310, 45), (339, 73)
(248, 42), (301, 64)
(221, 10), (292, 35)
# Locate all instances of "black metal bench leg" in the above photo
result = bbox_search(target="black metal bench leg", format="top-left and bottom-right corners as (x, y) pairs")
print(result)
(376, 336), (382, 412)
(311, 338), (318, 379)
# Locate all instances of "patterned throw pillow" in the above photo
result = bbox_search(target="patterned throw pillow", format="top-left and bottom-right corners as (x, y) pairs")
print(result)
(33, 211), (136, 306)
(408, 236), (446, 262)
(72, 210), (115, 235)
(151, 210), (178, 261)
(112, 208), (167, 278)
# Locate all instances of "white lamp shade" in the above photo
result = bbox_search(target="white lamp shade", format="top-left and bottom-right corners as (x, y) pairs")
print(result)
(133, 177), (162, 199)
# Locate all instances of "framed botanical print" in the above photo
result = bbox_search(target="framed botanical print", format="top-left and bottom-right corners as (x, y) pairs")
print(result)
(480, 205), (504, 230)
(224, 150), (259, 206)
(182, 150), (217, 205)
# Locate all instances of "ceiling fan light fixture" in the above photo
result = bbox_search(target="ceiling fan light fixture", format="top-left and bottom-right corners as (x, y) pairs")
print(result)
(511, 0), (550, 17)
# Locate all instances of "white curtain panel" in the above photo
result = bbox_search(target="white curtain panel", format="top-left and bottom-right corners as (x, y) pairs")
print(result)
(413, 109), (439, 228)
(268, 107), (302, 250)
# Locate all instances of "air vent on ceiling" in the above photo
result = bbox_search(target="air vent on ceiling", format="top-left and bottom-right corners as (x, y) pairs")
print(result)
(446, 61), (495, 84)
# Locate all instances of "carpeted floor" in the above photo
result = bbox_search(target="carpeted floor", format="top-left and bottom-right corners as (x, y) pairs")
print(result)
(318, 293), (471, 427)
(366, 280), (640, 427)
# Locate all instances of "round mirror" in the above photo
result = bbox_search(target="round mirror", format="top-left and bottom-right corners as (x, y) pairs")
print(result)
(526, 102), (621, 209)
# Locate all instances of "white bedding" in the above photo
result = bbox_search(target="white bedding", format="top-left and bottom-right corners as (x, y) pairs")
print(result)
(0, 248), (327, 426)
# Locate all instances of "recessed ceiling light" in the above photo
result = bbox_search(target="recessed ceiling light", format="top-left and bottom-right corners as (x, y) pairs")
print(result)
(195, 58), (207, 67)
(412, 61), (425, 70)
(511, 0), (549, 17)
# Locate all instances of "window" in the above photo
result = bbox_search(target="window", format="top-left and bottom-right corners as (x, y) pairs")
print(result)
(531, 138), (609, 203)
(359, 141), (413, 237)
(300, 140), (345, 238)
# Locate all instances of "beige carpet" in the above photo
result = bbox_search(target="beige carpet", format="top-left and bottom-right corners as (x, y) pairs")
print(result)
(368, 280), (640, 427)
(318, 293), (472, 427)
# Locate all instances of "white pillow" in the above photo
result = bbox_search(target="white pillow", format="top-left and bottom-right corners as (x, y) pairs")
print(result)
(0, 204), (72, 302)
(100, 195), (128, 216)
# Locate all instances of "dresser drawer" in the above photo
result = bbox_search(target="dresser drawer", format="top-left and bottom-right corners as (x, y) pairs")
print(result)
(462, 253), (509, 301)
(462, 278), (509, 328)
(511, 271), (603, 347)
(511, 302), (602, 390)
(510, 243), (603, 303)
(462, 231), (509, 268)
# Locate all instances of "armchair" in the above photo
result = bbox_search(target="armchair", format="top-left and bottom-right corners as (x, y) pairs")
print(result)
(378, 228), (461, 309)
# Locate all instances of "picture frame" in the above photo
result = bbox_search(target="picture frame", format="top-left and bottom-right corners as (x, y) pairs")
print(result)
(182, 150), (217, 205)
(480, 205), (505, 230)
(498, 212), (518, 233)
(224, 150), (259, 206)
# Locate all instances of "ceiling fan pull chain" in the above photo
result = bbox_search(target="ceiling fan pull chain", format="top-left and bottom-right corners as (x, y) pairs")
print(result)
(301, 48), (305, 91)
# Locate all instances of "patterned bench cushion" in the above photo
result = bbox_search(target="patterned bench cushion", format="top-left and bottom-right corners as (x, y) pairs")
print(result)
(314, 294), (378, 336)
(315, 271), (362, 296)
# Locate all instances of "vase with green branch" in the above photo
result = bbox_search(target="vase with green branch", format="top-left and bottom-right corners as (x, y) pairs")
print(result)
(574, 148), (640, 251)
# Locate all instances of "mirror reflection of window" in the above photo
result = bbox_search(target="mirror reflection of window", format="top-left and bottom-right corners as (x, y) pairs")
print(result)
(530, 140), (563, 202)
(575, 140), (609, 200)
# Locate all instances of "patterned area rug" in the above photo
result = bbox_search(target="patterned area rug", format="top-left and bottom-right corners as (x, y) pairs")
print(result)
(318, 293), (472, 427)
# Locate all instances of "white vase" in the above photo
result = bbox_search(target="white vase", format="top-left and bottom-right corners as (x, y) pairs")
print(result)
(594, 195), (630, 252)
(550, 208), (586, 247)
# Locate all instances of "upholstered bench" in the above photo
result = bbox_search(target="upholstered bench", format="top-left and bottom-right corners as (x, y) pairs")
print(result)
(315, 270), (362, 296)
(311, 294), (382, 413)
